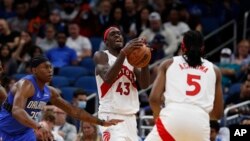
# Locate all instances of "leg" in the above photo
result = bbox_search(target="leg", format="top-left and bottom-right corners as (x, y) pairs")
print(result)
(144, 126), (162, 141)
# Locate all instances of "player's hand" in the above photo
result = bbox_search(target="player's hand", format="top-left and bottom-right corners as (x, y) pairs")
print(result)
(102, 119), (124, 127)
(122, 38), (144, 55)
(35, 125), (54, 141)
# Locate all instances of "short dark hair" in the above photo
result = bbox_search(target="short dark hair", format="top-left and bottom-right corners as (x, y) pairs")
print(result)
(73, 89), (88, 98)
(30, 55), (49, 68)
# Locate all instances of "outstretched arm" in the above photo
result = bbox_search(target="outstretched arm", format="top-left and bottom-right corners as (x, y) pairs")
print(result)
(209, 65), (224, 120)
(149, 59), (173, 120)
(49, 86), (122, 126)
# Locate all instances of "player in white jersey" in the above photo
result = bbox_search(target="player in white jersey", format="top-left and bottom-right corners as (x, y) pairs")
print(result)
(145, 30), (224, 141)
(94, 27), (150, 141)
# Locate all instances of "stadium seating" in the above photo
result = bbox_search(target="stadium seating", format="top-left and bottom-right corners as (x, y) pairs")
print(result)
(79, 57), (95, 75)
(89, 37), (102, 55)
(58, 66), (89, 84)
(51, 76), (70, 88)
(60, 86), (79, 102)
(74, 76), (97, 94)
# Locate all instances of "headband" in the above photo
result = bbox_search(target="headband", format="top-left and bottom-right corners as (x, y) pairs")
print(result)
(103, 26), (119, 42)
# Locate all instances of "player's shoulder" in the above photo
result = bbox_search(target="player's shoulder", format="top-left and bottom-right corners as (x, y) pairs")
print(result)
(159, 58), (174, 71)
(93, 50), (108, 64)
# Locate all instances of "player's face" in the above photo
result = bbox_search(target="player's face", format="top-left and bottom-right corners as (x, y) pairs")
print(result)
(35, 61), (53, 83)
(107, 28), (124, 49)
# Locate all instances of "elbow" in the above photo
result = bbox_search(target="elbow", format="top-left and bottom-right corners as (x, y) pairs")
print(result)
(11, 107), (19, 118)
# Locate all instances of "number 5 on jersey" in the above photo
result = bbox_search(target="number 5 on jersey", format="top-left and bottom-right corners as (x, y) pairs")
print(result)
(186, 74), (201, 96)
(116, 82), (130, 95)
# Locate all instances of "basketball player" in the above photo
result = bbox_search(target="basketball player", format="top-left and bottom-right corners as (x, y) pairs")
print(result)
(145, 31), (224, 141)
(0, 56), (122, 141)
(0, 61), (7, 107)
(94, 27), (150, 141)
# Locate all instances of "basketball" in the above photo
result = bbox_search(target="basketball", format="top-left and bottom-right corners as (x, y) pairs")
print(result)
(127, 44), (151, 68)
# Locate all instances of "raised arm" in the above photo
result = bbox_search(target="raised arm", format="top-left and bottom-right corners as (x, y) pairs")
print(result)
(94, 39), (143, 84)
(94, 50), (125, 84)
(209, 65), (224, 120)
(49, 86), (122, 126)
(149, 59), (173, 120)
(134, 66), (150, 89)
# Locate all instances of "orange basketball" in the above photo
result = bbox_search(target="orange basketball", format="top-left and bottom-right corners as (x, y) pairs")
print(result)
(127, 44), (151, 68)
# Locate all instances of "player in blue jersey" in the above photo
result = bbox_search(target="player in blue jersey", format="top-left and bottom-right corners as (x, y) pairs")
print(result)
(0, 56), (122, 141)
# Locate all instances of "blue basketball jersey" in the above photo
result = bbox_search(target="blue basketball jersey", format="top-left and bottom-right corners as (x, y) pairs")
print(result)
(0, 75), (51, 135)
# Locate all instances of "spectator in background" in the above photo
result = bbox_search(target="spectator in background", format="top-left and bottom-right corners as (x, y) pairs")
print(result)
(39, 111), (64, 141)
(49, 9), (67, 33)
(76, 122), (102, 141)
(46, 32), (78, 74)
(36, 24), (57, 53)
(217, 48), (241, 89)
(108, 6), (124, 32)
(164, 8), (190, 44)
(40, 111), (64, 141)
(0, 0), (16, 19)
(95, 0), (111, 37)
(53, 106), (77, 141)
(67, 89), (88, 131)
(232, 40), (250, 66)
(11, 31), (41, 74)
(60, 0), (80, 23)
(0, 44), (11, 74)
(123, 0), (137, 39)
(7, 1), (29, 32)
(0, 19), (20, 51)
(210, 120), (230, 141)
(26, 0), (48, 19)
(66, 23), (92, 61)
(134, 6), (151, 36)
(27, 2), (49, 37)
(225, 74), (250, 105)
(140, 12), (178, 63)
(76, 3), (96, 37)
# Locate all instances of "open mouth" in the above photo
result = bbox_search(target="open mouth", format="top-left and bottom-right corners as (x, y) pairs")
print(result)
(115, 39), (122, 43)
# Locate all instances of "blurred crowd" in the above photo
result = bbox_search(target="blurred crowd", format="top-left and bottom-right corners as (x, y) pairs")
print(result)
(0, 0), (250, 140)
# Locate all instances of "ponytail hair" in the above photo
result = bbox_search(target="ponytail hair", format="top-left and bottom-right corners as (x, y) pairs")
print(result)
(181, 30), (204, 67)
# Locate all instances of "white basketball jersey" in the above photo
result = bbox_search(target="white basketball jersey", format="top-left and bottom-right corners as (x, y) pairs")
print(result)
(96, 50), (139, 115)
(164, 56), (216, 113)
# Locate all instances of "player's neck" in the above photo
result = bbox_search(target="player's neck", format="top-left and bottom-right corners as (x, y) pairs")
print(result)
(34, 77), (45, 91)
(108, 48), (120, 57)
